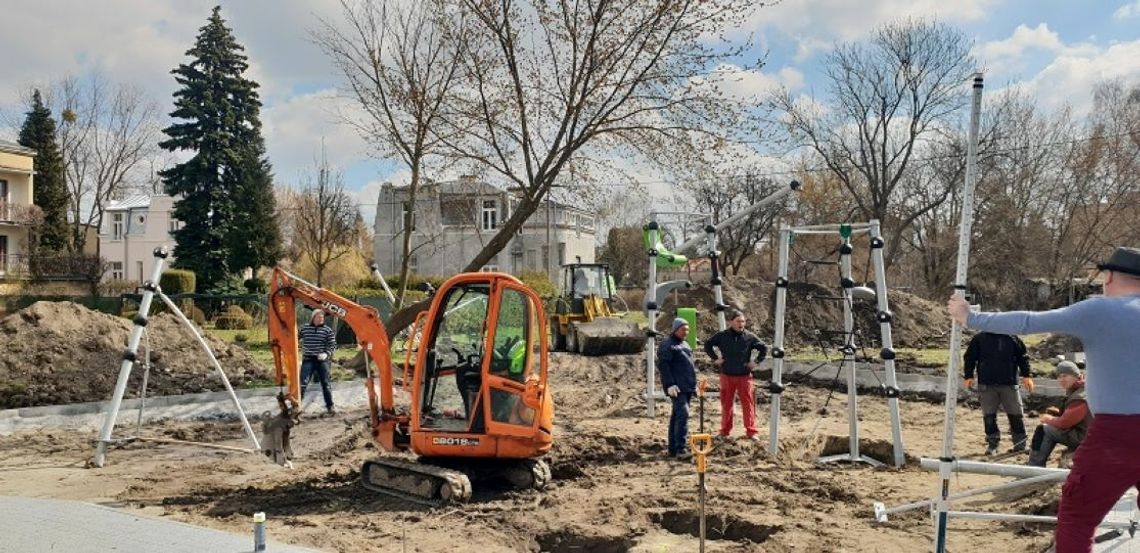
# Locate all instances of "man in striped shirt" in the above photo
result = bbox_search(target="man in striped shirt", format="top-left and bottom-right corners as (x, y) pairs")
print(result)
(299, 309), (336, 415)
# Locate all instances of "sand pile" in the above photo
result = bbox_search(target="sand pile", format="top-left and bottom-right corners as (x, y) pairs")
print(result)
(0, 301), (269, 409)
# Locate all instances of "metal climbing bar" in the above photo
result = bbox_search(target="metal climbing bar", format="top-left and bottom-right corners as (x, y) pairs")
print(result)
(870, 219), (906, 467)
(783, 228), (873, 236)
(768, 229), (792, 457)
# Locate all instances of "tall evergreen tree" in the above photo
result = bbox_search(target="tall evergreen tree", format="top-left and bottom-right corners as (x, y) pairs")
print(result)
(159, 6), (282, 290)
(18, 90), (71, 252)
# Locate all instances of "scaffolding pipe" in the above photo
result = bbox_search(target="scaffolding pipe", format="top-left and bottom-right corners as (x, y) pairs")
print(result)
(788, 222), (874, 232)
(870, 220), (905, 467)
(920, 458), (1069, 478)
(646, 221), (660, 418)
(768, 229), (791, 457)
(874, 472), (1066, 522)
(93, 248), (169, 467)
(934, 72), (986, 553)
(672, 181), (800, 253)
(706, 224), (727, 332)
(157, 291), (261, 451)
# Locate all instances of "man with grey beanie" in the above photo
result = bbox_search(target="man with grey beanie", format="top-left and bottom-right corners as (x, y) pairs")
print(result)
(658, 317), (697, 460)
(1027, 361), (1092, 467)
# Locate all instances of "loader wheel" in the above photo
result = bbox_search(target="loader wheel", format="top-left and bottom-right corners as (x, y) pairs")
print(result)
(550, 323), (566, 352)
(566, 325), (578, 354)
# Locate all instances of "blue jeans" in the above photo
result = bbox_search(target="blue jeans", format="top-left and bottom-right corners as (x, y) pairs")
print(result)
(668, 393), (691, 455)
(300, 358), (334, 411)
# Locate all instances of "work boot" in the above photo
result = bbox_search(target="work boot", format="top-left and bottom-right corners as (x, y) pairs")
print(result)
(675, 451), (693, 461)
(1027, 450), (1047, 467)
(1008, 415), (1027, 452)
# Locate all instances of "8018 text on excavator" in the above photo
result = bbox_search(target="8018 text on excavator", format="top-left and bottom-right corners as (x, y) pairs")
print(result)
(265, 267), (554, 504)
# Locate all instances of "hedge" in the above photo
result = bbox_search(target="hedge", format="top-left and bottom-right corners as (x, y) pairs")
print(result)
(160, 270), (196, 294)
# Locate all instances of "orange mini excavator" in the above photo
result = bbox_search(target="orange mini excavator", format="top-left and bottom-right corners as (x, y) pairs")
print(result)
(267, 267), (554, 503)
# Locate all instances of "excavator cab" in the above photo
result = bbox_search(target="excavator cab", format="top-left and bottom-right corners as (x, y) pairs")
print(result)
(267, 268), (552, 504)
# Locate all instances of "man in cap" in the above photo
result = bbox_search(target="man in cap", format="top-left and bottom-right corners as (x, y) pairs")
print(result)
(658, 317), (697, 460)
(299, 309), (337, 415)
(1027, 361), (1092, 467)
(948, 246), (1140, 552)
(963, 330), (1034, 455)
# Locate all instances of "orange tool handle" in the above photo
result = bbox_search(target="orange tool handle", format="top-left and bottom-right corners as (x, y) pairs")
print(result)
(690, 433), (713, 473)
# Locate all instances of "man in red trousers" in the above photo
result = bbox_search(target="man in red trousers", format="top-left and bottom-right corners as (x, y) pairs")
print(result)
(704, 311), (767, 443)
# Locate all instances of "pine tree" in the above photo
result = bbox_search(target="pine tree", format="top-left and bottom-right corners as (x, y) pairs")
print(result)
(18, 90), (71, 252)
(159, 6), (281, 290)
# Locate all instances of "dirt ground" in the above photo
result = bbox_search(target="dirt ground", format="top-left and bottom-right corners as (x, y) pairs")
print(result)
(0, 352), (1062, 552)
(0, 301), (269, 408)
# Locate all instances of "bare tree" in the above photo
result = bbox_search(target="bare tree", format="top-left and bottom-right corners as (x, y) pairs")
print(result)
(291, 155), (361, 287)
(38, 74), (161, 254)
(439, 0), (764, 272)
(774, 18), (975, 268)
(687, 172), (790, 275)
(316, 0), (468, 307)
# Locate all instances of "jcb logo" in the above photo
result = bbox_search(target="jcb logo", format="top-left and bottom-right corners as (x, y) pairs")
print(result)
(320, 300), (348, 318)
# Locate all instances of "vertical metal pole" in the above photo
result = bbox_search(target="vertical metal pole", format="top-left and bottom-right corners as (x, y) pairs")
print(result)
(768, 229), (791, 457)
(706, 224), (726, 332)
(838, 232), (860, 461)
(934, 72), (984, 553)
(646, 221), (660, 418)
(870, 220), (905, 467)
(93, 247), (169, 467)
(135, 328), (151, 435)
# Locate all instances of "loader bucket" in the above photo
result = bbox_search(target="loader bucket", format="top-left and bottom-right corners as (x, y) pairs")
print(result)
(568, 317), (645, 356)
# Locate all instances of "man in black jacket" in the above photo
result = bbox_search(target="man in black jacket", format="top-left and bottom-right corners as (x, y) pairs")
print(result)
(964, 331), (1035, 455)
(704, 311), (767, 442)
(659, 318), (697, 460)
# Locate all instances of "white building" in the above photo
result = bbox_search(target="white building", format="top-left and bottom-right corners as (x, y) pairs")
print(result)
(98, 194), (180, 283)
(373, 177), (596, 279)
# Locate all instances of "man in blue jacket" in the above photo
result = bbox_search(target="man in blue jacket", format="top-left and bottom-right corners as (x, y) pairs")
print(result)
(659, 318), (697, 460)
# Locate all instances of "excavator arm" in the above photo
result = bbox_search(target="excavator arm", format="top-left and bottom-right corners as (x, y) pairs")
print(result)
(267, 267), (402, 435)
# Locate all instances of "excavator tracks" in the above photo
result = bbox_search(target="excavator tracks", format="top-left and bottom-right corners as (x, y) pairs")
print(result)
(361, 458), (473, 506)
(360, 457), (552, 506)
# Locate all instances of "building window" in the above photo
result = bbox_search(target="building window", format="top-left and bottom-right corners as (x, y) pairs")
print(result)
(557, 242), (566, 266)
(441, 197), (477, 226)
(526, 249), (537, 270)
(409, 255), (418, 272)
(137, 261), (144, 283)
(401, 201), (414, 233)
(112, 213), (124, 240)
(481, 265), (498, 272)
(168, 219), (179, 233)
(481, 200), (498, 231)
(111, 262), (123, 280)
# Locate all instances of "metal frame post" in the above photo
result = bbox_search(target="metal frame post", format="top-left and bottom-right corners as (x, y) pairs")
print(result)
(870, 219), (905, 467)
(768, 229), (791, 457)
(706, 224), (727, 332)
(646, 221), (661, 418)
(818, 229), (880, 466)
(934, 72), (985, 553)
(93, 247), (169, 467)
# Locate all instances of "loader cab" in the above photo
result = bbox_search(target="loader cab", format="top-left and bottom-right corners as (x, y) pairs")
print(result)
(415, 274), (550, 440)
(559, 263), (615, 316)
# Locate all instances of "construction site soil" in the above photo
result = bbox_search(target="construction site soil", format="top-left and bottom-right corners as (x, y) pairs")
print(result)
(0, 352), (1061, 552)
(656, 279), (953, 350)
(0, 301), (270, 409)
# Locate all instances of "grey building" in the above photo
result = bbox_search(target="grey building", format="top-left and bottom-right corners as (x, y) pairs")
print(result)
(373, 176), (596, 279)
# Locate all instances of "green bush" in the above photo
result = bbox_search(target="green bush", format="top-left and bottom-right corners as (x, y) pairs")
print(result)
(234, 333), (249, 343)
(207, 274), (248, 295)
(214, 304), (253, 330)
(244, 277), (267, 294)
(100, 278), (138, 297)
(517, 271), (557, 298)
(160, 269), (196, 294)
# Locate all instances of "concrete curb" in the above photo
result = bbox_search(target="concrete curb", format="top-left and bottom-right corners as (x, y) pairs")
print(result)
(0, 380), (374, 435)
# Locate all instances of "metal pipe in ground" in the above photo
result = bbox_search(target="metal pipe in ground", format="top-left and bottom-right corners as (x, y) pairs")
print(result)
(919, 458), (1069, 479)
(874, 471), (1066, 522)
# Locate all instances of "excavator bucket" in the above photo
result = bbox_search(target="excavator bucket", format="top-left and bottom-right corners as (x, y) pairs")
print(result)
(568, 317), (645, 356)
(260, 393), (296, 467)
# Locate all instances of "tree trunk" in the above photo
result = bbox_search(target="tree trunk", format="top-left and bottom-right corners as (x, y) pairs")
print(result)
(395, 161), (421, 309)
(461, 193), (540, 272)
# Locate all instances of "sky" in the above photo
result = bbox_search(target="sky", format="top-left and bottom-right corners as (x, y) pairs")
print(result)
(1, 0), (1138, 225)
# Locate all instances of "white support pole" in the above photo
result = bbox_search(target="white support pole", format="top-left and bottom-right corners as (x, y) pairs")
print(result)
(672, 181), (801, 254)
(768, 229), (791, 457)
(789, 222), (874, 232)
(706, 224), (727, 332)
(920, 458), (1069, 478)
(157, 291), (260, 451)
(93, 247), (169, 467)
(840, 233), (860, 461)
(875, 472), (1066, 522)
(934, 72), (985, 553)
(369, 263), (397, 306)
(784, 228), (873, 236)
(646, 221), (661, 418)
(870, 219), (905, 467)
